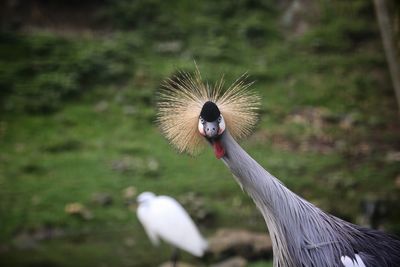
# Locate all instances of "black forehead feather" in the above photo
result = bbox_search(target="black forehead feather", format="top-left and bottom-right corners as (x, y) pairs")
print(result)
(200, 101), (220, 122)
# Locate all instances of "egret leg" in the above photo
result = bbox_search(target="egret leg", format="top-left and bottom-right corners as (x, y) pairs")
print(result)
(171, 247), (180, 267)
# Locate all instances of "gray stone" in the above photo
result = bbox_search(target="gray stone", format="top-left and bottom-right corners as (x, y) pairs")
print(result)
(94, 100), (109, 113)
(207, 228), (272, 260)
(159, 262), (196, 267)
(91, 192), (113, 206)
(210, 256), (247, 267)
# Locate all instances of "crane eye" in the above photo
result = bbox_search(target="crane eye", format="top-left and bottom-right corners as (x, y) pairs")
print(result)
(217, 116), (222, 123)
(200, 117), (205, 125)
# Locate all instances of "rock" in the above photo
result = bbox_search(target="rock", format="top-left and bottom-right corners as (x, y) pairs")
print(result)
(386, 151), (400, 162)
(300, 135), (335, 154)
(155, 41), (183, 54)
(91, 192), (113, 206)
(123, 186), (137, 200)
(15, 142), (25, 153)
(207, 228), (272, 260)
(12, 226), (66, 250)
(146, 157), (160, 176)
(32, 226), (65, 241)
(123, 105), (137, 115)
(147, 157), (159, 171)
(339, 113), (357, 130)
(94, 100), (109, 113)
(159, 262), (195, 267)
(31, 195), (41, 205)
(210, 256), (247, 267)
(122, 186), (138, 208)
(13, 233), (37, 250)
(111, 156), (159, 175)
(124, 237), (135, 247)
(65, 202), (93, 220)
(111, 156), (142, 173)
(0, 244), (10, 253)
(287, 106), (330, 131)
(65, 202), (85, 214)
(395, 175), (400, 190)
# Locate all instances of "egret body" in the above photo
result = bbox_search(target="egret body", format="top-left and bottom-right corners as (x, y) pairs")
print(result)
(136, 192), (207, 265)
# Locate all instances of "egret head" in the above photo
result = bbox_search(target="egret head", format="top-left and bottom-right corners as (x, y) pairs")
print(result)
(137, 192), (156, 204)
(157, 67), (260, 158)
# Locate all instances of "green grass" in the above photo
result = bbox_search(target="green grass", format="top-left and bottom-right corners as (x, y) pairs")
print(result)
(1, 0), (400, 266)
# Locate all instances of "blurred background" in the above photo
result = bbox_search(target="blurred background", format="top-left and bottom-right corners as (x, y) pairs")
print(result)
(0, 0), (400, 266)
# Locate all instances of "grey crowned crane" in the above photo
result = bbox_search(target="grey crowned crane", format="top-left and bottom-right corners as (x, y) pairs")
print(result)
(156, 69), (400, 267)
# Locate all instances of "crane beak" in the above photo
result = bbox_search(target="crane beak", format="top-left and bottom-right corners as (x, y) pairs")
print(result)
(202, 121), (225, 159)
(203, 121), (219, 138)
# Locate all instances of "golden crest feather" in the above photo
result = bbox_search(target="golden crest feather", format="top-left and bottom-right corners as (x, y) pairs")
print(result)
(157, 68), (260, 155)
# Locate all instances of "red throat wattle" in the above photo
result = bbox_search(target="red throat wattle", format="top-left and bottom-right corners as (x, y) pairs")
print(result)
(212, 140), (225, 159)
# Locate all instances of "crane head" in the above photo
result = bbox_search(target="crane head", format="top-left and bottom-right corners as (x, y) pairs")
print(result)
(198, 101), (226, 158)
(157, 66), (260, 157)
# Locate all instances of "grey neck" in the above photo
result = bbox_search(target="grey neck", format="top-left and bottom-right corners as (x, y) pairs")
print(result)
(219, 131), (352, 267)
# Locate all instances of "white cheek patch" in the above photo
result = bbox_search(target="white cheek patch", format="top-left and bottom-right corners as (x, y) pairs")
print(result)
(218, 116), (226, 134)
(198, 120), (205, 136)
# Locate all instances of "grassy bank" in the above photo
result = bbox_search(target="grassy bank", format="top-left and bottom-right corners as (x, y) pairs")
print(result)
(1, 1), (399, 266)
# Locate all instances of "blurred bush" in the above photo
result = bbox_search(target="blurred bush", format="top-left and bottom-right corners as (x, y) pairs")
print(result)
(0, 32), (135, 113)
(0, 0), (389, 114)
(99, 0), (279, 42)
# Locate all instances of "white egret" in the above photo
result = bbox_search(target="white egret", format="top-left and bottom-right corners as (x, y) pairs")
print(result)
(136, 192), (208, 266)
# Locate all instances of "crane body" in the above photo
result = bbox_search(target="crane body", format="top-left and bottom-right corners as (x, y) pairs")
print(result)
(220, 130), (400, 267)
(157, 69), (400, 267)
